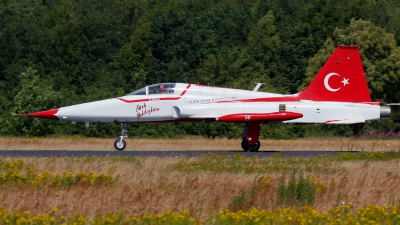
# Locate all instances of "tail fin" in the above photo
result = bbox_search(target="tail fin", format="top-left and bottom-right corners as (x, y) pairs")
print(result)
(299, 45), (371, 102)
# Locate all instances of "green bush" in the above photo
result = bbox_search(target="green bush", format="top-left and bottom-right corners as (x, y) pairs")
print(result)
(276, 171), (316, 207)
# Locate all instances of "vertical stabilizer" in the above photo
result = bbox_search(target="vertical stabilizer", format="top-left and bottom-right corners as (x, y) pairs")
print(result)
(299, 46), (371, 102)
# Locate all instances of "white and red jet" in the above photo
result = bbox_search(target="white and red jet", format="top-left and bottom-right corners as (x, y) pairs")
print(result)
(20, 46), (391, 151)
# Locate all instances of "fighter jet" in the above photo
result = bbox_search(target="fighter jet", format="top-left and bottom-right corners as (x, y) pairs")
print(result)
(19, 46), (392, 151)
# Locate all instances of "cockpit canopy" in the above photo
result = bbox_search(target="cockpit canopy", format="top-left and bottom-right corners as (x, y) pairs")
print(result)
(126, 83), (177, 96)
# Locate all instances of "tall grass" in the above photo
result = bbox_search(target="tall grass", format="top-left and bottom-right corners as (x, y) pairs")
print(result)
(174, 153), (313, 173)
(0, 159), (120, 187)
(1, 204), (400, 224)
(173, 152), (400, 174)
(336, 151), (400, 161)
(276, 171), (316, 207)
(0, 153), (399, 219)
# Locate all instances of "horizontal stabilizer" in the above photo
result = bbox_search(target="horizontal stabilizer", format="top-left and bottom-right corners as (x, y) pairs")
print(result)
(217, 111), (303, 122)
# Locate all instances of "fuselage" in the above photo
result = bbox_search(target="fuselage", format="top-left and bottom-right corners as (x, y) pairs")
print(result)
(20, 46), (393, 151)
(52, 83), (384, 125)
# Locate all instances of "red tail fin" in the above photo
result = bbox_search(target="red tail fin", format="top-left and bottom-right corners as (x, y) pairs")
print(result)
(299, 46), (371, 102)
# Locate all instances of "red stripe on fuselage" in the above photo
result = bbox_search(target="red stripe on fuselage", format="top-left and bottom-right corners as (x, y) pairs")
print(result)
(117, 97), (181, 103)
(179, 84), (191, 96)
(118, 98), (150, 103)
(114, 118), (216, 123)
(214, 97), (381, 105)
(214, 96), (301, 103)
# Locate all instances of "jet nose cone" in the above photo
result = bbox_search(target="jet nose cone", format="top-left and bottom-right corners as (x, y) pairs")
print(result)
(20, 108), (60, 120)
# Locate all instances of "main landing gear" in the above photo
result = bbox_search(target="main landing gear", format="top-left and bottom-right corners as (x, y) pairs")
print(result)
(241, 123), (262, 152)
(241, 138), (260, 152)
(114, 123), (128, 151)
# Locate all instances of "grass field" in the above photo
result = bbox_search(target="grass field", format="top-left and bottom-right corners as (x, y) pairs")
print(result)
(0, 152), (400, 222)
(0, 137), (400, 223)
(0, 136), (399, 151)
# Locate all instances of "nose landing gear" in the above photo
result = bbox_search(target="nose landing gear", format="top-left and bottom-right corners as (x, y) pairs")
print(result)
(114, 138), (126, 151)
(114, 123), (128, 151)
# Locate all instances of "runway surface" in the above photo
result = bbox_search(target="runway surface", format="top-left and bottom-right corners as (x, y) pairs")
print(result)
(0, 150), (358, 158)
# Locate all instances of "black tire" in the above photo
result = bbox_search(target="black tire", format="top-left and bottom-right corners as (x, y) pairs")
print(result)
(241, 138), (260, 152)
(241, 138), (249, 151)
(114, 138), (126, 151)
(249, 140), (260, 152)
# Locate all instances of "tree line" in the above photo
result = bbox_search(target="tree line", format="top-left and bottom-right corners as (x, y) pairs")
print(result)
(1, 0), (400, 139)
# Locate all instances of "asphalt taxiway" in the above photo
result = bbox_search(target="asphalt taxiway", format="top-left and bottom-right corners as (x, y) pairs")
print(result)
(0, 150), (358, 157)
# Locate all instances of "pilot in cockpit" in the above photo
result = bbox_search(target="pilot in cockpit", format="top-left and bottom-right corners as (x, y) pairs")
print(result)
(157, 84), (165, 94)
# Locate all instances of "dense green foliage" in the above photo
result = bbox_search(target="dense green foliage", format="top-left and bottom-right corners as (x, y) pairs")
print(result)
(1, 0), (400, 138)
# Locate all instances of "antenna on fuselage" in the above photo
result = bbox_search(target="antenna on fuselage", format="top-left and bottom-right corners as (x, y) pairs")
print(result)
(253, 83), (263, 91)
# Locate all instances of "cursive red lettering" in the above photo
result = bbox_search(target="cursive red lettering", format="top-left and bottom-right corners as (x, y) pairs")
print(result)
(135, 103), (159, 118)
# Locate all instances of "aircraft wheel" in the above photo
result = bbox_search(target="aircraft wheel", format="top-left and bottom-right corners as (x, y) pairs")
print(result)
(114, 138), (126, 151)
(241, 138), (249, 151)
(242, 138), (260, 152)
(249, 141), (260, 152)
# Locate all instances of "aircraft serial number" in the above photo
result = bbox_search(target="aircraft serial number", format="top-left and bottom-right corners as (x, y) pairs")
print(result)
(150, 98), (160, 101)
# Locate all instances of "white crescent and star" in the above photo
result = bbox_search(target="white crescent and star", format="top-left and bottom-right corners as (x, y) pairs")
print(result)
(324, 72), (350, 92)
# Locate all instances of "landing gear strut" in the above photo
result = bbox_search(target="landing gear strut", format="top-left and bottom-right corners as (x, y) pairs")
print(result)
(114, 123), (128, 151)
